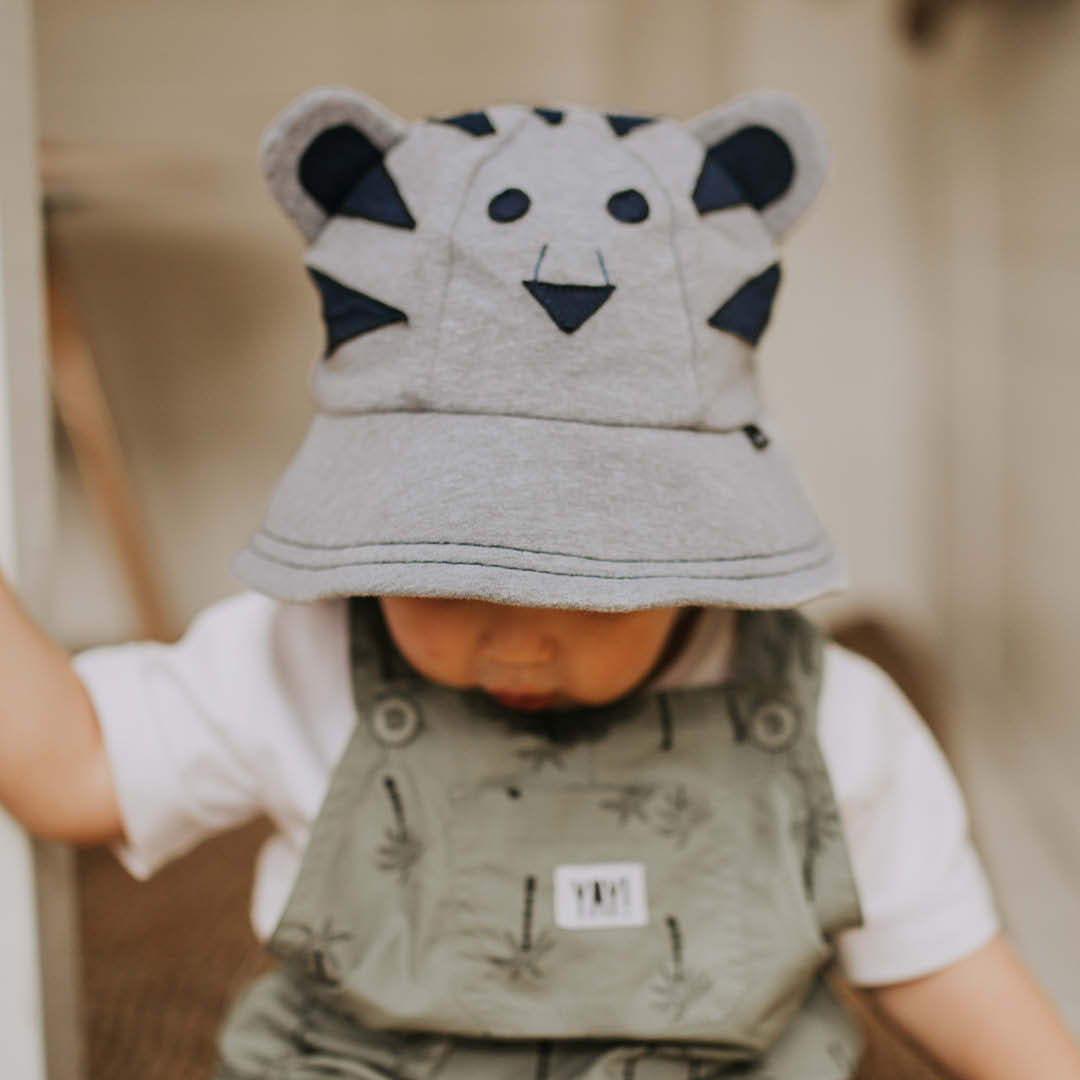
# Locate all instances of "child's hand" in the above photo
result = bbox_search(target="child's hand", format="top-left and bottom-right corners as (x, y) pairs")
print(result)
(0, 575), (122, 843)
(873, 934), (1080, 1078)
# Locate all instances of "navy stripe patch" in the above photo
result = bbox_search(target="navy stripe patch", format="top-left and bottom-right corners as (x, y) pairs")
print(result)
(707, 264), (782, 346)
(436, 111), (496, 136)
(606, 113), (654, 137)
(308, 269), (407, 354)
(339, 162), (416, 230)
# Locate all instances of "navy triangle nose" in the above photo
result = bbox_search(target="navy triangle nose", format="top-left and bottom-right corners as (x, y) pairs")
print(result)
(522, 281), (616, 334)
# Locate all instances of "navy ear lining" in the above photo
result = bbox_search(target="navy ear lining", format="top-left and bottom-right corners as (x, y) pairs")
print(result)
(308, 268), (407, 355)
(696, 125), (796, 214)
(300, 125), (382, 216)
(707, 264), (782, 346)
(299, 123), (415, 230)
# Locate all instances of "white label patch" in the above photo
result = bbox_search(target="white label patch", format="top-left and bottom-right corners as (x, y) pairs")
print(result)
(553, 862), (648, 930)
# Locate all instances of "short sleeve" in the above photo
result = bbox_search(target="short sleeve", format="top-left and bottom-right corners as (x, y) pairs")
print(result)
(818, 644), (1000, 986)
(73, 592), (349, 880)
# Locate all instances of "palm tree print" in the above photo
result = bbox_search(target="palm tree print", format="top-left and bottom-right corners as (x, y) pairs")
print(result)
(376, 774), (423, 882)
(515, 743), (566, 773)
(654, 784), (711, 848)
(487, 875), (555, 982)
(650, 916), (713, 1022)
(599, 783), (655, 825)
(276, 918), (353, 986)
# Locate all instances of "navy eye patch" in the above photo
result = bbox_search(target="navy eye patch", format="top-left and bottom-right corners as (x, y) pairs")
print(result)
(489, 188), (531, 223)
(607, 189), (649, 223)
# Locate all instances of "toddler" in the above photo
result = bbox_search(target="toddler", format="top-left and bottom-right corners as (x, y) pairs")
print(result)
(2, 87), (1079, 1079)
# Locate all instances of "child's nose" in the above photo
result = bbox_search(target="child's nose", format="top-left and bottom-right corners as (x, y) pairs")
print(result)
(477, 613), (558, 667)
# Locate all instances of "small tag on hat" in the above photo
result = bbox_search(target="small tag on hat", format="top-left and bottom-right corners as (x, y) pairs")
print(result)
(553, 862), (648, 930)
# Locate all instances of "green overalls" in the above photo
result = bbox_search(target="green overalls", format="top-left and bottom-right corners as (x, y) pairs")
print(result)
(217, 603), (863, 1079)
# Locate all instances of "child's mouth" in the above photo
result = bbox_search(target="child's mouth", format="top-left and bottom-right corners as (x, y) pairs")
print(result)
(489, 690), (558, 712)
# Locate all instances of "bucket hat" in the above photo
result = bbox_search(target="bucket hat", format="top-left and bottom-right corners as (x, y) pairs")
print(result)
(233, 88), (844, 611)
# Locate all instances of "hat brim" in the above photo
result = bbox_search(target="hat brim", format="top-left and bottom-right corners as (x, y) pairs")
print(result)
(233, 411), (844, 611)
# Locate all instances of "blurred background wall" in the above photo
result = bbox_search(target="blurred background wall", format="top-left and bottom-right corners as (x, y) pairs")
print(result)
(28, 0), (1080, 1029)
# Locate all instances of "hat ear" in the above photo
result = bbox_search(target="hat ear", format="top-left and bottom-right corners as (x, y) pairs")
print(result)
(260, 87), (412, 242)
(685, 91), (827, 240)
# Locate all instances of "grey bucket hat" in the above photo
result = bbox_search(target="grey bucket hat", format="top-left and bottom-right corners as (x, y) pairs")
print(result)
(233, 88), (844, 611)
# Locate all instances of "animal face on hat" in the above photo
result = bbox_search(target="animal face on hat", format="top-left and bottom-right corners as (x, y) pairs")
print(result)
(260, 89), (827, 432)
(236, 89), (842, 612)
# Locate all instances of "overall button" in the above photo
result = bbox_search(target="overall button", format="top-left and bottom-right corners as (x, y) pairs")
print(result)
(370, 695), (422, 747)
(748, 701), (800, 751)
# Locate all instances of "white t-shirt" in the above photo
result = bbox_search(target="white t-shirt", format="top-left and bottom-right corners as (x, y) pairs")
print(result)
(73, 592), (999, 988)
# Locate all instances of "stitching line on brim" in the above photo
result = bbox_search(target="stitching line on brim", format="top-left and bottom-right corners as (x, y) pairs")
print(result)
(256, 527), (827, 564)
(315, 405), (761, 433)
(247, 537), (834, 583)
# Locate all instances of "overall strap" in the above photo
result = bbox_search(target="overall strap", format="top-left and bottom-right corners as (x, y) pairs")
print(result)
(730, 609), (862, 939)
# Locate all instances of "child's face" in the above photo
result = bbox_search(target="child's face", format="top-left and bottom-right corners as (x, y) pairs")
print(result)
(378, 597), (682, 711)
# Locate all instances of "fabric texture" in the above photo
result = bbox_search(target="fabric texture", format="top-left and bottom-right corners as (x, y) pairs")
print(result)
(74, 593), (999, 988)
(214, 602), (862, 1078)
(233, 88), (845, 610)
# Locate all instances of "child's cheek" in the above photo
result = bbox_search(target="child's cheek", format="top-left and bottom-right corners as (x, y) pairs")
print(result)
(413, 636), (475, 689)
(575, 617), (677, 703)
(570, 645), (643, 705)
(379, 598), (476, 687)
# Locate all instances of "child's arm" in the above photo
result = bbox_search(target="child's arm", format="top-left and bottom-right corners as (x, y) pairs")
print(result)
(873, 933), (1080, 1078)
(0, 575), (122, 843)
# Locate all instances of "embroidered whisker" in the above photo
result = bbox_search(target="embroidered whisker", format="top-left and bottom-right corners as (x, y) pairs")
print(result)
(596, 249), (611, 286)
(533, 243), (549, 280)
